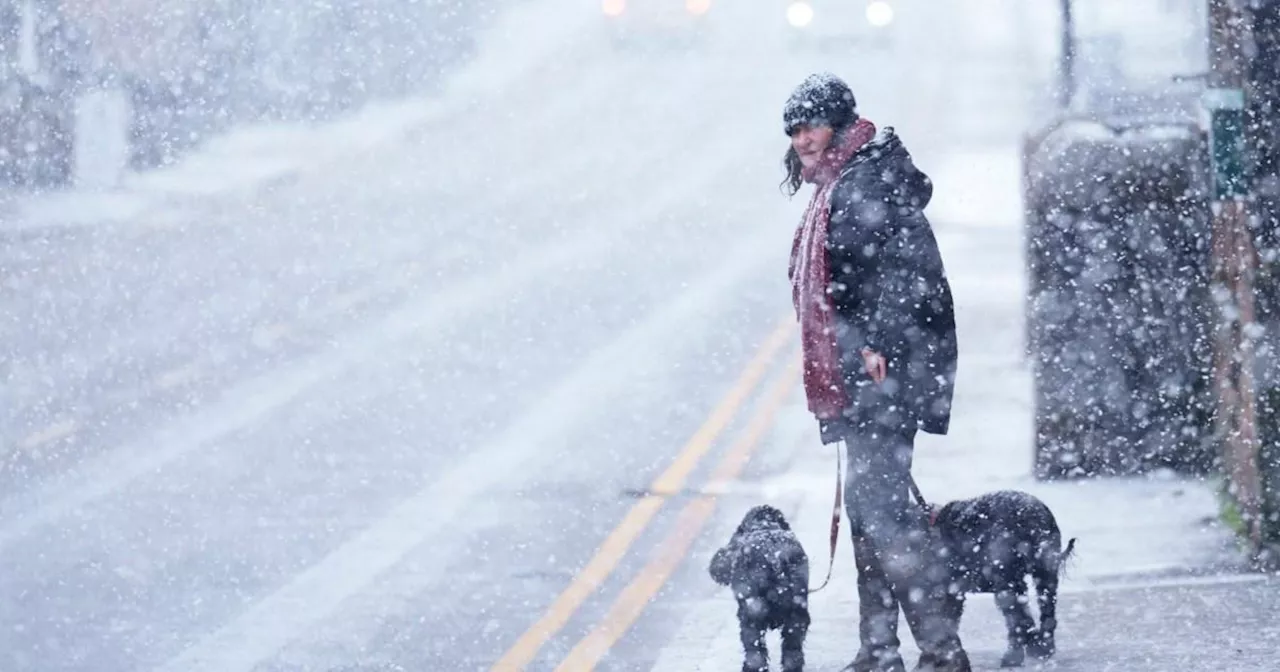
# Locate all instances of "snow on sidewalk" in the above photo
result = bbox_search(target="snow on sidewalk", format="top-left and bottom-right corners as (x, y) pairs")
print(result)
(650, 146), (1247, 671)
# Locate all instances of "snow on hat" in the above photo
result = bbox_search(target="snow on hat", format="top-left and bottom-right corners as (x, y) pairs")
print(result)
(783, 73), (858, 136)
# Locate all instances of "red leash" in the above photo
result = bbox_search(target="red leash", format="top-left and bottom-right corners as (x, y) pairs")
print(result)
(808, 442), (937, 595)
(808, 440), (843, 594)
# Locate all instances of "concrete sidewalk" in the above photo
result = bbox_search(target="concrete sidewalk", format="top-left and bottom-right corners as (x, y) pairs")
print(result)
(653, 456), (1275, 672)
(654, 563), (1278, 671)
(650, 149), (1271, 671)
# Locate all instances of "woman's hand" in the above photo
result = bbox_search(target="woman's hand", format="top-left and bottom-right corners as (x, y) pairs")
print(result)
(860, 348), (887, 384)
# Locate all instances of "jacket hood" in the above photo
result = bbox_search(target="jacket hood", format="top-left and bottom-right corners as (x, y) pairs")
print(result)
(846, 127), (933, 210)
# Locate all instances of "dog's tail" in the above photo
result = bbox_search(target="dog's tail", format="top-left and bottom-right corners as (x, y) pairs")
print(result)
(1055, 537), (1077, 577)
(1032, 536), (1076, 598)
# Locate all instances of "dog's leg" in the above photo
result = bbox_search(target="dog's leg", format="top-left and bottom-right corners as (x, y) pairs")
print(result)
(994, 584), (1036, 668)
(739, 620), (768, 672)
(780, 608), (809, 672)
(1028, 552), (1062, 658)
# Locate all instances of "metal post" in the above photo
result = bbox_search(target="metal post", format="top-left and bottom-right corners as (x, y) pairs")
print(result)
(1058, 0), (1075, 110)
(1205, 0), (1263, 552)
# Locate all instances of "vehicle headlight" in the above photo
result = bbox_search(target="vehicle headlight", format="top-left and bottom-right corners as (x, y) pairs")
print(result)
(787, 2), (813, 28)
(866, 1), (894, 27)
(686, 0), (711, 16)
(602, 0), (625, 17)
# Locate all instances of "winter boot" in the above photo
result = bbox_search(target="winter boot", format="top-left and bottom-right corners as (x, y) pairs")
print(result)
(913, 647), (972, 672)
(846, 647), (907, 672)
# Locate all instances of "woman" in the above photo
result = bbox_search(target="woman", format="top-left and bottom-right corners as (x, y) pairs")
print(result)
(784, 73), (970, 672)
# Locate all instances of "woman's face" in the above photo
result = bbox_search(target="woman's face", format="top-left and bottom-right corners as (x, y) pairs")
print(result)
(790, 124), (834, 169)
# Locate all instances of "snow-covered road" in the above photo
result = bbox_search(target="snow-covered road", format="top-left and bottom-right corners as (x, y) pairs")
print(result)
(0, 4), (835, 670)
(1, 2), (1240, 671)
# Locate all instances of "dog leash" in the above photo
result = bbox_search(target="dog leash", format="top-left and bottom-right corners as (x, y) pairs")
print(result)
(908, 474), (928, 509)
(809, 443), (937, 595)
(908, 473), (938, 526)
(808, 440), (843, 594)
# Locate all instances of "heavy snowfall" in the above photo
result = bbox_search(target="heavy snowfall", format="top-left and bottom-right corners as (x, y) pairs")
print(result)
(1, 0), (1279, 671)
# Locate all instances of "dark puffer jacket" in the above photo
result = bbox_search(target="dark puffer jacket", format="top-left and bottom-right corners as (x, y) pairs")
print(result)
(823, 128), (957, 440)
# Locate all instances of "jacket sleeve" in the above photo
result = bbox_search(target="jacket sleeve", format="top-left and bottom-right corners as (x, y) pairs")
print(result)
(826, 191), (880, 354)
(829, 159), (934, 356)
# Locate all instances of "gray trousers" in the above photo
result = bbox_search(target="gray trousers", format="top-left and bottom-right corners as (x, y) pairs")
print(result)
(842, 423), (964, 665)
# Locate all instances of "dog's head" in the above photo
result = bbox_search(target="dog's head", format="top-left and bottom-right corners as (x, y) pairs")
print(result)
(928, 499), (981, 565)
(734, 504), (791, 537)
(931, 500), (963, 531)
(709, 504), (799, 587)
(931, 499), (986, 537)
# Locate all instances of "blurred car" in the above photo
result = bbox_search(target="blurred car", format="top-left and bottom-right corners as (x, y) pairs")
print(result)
(602, 0), (713, 50)
(784, 0), (895, 51)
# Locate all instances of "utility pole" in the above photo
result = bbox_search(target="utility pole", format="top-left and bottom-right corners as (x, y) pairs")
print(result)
(1058, 0), (1074, 110)
(1205, 0), (1263, 553)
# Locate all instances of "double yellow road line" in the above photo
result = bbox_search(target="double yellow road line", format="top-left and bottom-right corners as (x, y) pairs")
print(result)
(493, 317), (801, 671)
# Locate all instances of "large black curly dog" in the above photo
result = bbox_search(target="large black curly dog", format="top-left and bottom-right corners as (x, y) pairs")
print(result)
(932, 490), (1077, 668)
(709, 504), (810, 672)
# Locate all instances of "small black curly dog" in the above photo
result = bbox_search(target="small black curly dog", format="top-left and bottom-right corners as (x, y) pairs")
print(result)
(932, 490), (1077, 668)
(709, 504), (810, 672)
